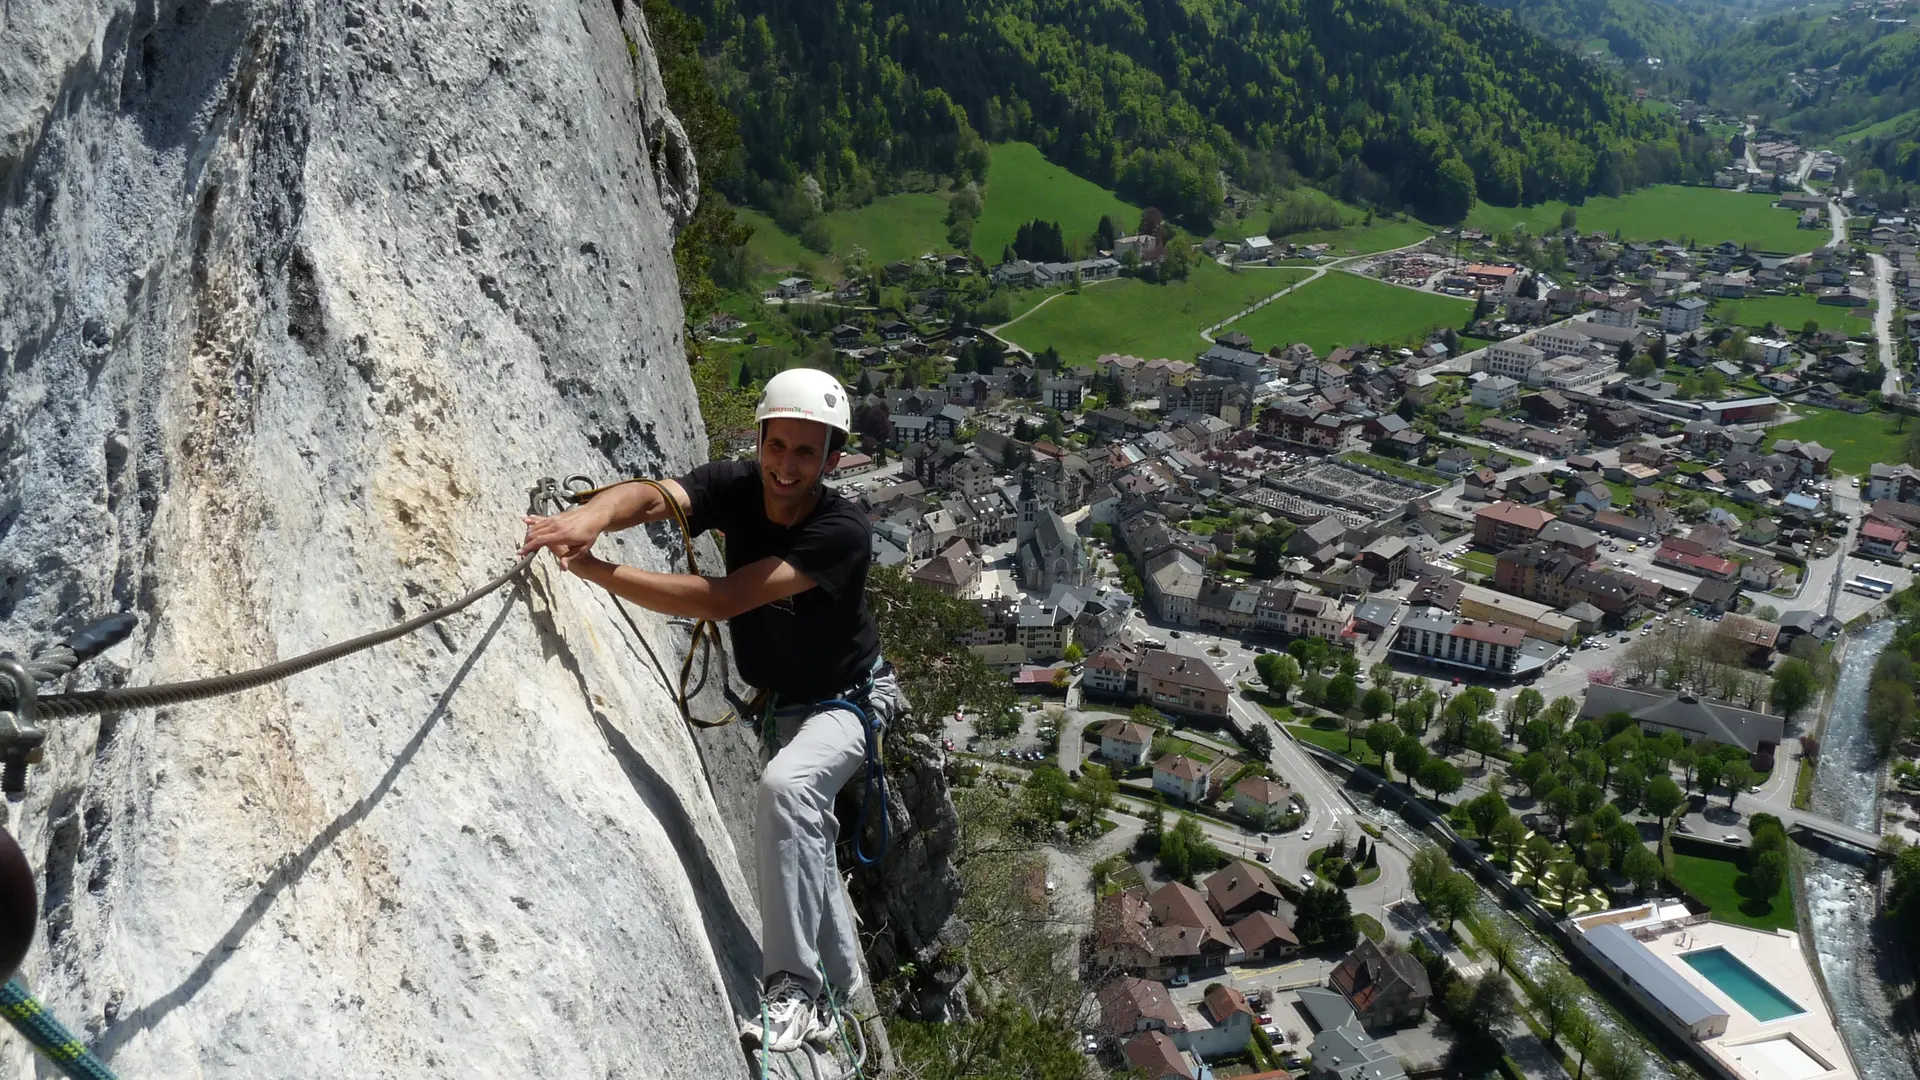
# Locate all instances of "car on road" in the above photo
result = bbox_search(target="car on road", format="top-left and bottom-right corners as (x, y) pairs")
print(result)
(1300, 873), (1315, 887)
(1301, 829), (1313, 841)
(1082, 1035), (1099, 1055)
(1167, 974), (1190, 988)
(1169, 630), (1183, 638)
(1256, 850), (1271, 863)
(1723, 833), (1742, 843)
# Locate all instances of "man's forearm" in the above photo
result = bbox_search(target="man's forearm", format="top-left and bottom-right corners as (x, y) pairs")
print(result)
(571, 557), (727, 621)
(587, 480), (675, 532)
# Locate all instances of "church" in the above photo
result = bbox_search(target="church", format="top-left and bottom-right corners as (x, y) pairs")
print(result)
(1016, 465), (1092, 592)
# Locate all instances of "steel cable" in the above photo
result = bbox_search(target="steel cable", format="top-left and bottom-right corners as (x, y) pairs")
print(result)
(31, 486), (571, 721)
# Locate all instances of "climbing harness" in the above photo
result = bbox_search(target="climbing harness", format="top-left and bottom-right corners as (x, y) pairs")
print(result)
(0, 980), (118, 1080)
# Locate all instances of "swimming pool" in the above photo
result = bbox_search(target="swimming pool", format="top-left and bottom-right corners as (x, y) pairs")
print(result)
(1682, 947), (1806, 1023)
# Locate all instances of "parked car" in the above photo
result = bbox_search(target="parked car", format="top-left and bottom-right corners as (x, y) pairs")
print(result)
(1167, 974), (1190, 988)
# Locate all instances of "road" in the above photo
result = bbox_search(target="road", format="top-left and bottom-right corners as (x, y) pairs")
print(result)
(1872, 252), (1900, 397)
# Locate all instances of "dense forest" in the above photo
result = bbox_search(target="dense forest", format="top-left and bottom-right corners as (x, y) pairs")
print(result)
(671, 0), (1722, 228)
(1687, 9), (1920, 137)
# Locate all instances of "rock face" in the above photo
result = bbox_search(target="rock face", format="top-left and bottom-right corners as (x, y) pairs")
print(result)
(0, 1), (847, 1075)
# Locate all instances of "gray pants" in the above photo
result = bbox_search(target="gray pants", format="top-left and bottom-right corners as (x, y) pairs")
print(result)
(756, 669), (905, 999)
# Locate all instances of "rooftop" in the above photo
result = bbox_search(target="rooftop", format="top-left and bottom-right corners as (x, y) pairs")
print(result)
(1475, 501), (1557, 531)
(1582, 923), (1728, 1028)
(1581, 685), (1784, 752)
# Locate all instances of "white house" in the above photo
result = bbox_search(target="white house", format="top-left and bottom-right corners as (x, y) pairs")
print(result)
(1485, 340), (1544, 381)
(1748, 337), (1793, 366)
(775, 276), (813, 299)
(1236, 235), (1274, 262)
(1532, 324), (1595, 359)
(1470, 374), (1520, 408)
(1098, 719), (1155, 768)
(1661, 297), (1708, 333)
(1230, 776), (1291, 823)
(1152, 754), (1212, 803)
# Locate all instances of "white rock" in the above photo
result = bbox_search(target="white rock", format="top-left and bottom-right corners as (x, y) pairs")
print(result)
(0, 1), (797, 1075)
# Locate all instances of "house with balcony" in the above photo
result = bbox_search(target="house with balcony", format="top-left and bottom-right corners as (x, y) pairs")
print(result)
(1141, 651), (1231, 718)
(1473, 501), (1557, 550)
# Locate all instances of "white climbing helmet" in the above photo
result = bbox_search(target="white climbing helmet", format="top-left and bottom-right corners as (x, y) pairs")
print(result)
(755, 367), (851, 436)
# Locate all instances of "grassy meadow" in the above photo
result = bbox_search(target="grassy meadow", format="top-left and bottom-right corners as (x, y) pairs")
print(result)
(997, 259), (1306, 364)
(1222, 270), (1471, 354)
(1764, 406), (1908, 476)
(1466, 186), (1819, 254)
(1711, 294), (1872, 337)
(972, 142), (1146, 263)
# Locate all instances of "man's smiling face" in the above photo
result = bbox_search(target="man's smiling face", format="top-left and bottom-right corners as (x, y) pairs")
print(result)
(758, 417), (838, 516)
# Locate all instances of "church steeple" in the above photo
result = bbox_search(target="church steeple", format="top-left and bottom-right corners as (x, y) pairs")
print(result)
(1017, 464), (1039, 545)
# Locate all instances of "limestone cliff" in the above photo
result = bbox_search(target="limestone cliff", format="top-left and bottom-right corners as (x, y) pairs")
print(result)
(0, 1), (903, 1075)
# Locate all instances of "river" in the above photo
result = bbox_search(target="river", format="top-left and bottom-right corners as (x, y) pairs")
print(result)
(1803, 619), (1915, 1080)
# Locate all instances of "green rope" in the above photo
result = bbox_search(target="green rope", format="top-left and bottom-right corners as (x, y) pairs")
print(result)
(759, 994), (770, 1080)
(1, 979), (118, 1080)
(822, 977), (861, 1080)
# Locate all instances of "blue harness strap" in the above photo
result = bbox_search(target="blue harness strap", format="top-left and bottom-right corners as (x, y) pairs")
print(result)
(818, 696), (888, 867)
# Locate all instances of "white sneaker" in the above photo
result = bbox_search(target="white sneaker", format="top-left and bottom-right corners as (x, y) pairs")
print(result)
(742, 972), (818, 1053)
(807, 992), (842, 1047)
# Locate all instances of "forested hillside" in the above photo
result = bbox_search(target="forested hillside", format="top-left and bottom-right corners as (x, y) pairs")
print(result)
(1851, 113), (1920, 208)
(1477, 0), (1726, 66)
(1689, 8), (1920, 136)
(675, 0), (1721, 229)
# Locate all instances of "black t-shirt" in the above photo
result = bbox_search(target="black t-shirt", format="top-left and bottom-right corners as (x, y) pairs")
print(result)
(674, 458), (881, 701)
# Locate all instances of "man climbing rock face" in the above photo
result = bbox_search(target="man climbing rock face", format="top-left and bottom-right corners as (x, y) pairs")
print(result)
(520, 368), (901, 1052)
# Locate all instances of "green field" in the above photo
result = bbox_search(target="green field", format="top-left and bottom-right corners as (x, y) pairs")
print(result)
(1286, 722), (1381, 768)
(1765, 406), (1907, 476)
(998, 259), (1307, 364)
(1465, 186), (1818, 254)
(1712, 294), (1872, 337)
(1670, 852), (1796, 932)
(817, 192), (952, 267)
(738, 207), (832, 283)
(973, 142), (1145, 264)
(1221, 271), (1472, 354)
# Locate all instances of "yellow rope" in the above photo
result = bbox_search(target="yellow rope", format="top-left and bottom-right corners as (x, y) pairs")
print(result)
(564, 478), (752, 729)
